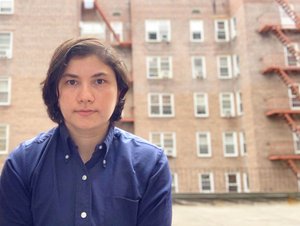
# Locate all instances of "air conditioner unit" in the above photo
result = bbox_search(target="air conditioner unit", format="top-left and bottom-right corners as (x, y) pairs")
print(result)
(224, 111), (235, 118)
(161, 35), (169, 42)
(160, 71), (170, 78)
(195, 73), (204, 79)
(83, 0), (94, 9)
(0, 50), (9, 58)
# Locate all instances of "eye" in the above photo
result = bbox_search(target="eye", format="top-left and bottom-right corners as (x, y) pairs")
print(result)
(66, 80), (78, 86)
(95, 79), (105, 85)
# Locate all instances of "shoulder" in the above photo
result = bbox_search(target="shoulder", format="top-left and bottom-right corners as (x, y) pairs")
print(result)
(112, 127), (168, 173)
(5, 127), (58, 182)
(113, 127), (164, 158)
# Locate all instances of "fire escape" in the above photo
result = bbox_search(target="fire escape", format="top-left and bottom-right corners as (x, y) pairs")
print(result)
(81, 0), (134, 126)
(259, 0), (300, 181)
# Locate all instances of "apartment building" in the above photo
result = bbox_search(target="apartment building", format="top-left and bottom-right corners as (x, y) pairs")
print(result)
(1, 0), (300, 194)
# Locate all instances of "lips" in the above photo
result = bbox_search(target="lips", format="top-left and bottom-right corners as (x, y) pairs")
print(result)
(75, 109), (97, 116)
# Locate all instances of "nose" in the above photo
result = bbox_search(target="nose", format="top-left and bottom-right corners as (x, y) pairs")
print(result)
(77, 83), (95, 104)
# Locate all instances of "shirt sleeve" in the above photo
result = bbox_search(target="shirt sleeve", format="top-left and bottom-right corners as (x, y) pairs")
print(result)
(0, 156), (33, 226)
(137, 151), (172, 226)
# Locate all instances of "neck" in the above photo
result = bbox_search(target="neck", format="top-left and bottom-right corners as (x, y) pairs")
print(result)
(65, 124), (110, 163)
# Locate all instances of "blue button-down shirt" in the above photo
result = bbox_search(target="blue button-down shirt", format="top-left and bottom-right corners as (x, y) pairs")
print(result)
(0, 125), (172, 226)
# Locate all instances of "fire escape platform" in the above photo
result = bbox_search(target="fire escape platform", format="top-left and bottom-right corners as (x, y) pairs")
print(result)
(259, 24), (300, 33)
(262, 66), (300, 74)
(265, 109), (300, 116)
(269, 155), (300, 160)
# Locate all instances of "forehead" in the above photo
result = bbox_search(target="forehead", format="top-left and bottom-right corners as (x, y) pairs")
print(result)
(63, 54), (115, 75)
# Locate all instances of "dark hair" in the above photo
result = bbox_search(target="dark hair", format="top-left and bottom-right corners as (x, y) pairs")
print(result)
(41, 37), (129, 124)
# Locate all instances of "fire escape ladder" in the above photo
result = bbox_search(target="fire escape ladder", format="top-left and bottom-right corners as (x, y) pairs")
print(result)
(283, 113), (299, 132)
(93, 1), (131, 47)
(275, 0), (300, 29)
(272, 27), (300, 60)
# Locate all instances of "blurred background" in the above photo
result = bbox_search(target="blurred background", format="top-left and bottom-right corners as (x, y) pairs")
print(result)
(1, 0), (300, 224)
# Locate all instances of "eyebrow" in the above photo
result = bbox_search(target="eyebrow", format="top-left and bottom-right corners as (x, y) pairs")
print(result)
(61, 72), (108, 78)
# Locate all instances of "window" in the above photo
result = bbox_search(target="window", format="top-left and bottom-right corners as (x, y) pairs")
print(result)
(230, 17), (237, 39)
(243, 172), (250, 192)
(190, 20), (204, 42)
(225, 172), (241, 193)
(288, 84), (300, 110)
(0, 32), (13, 58)
(0, 0), (14, 14)
(232, 54), (240, 77)
(220, 92), (235, 117)
(235, 91), (243, 116)
(217, 56), (232, 79)
(284, 44), (300, 67)
(110, 21), (123, 42)
(194, 93), (209, 117)
(223, 132), (238, 157)
(0, 77), (11, 105)
(171, 173), (178, 193)
(192, 56), (206, 79)
(196, 132), (212, 157)
(150, 132), (176, 157)
(199, 173), (214, 193)
(0, 124), (9, 154)
(239, 131), (247, 156)
(80, 22), (106, 40)
(293, 133), (300, 154)
(147, 56), (172, 79)
(279, 4), (296, 29)
(145, 20), (171, 42)
(215, 20), (229, 42)
(148, 93), (174, 117)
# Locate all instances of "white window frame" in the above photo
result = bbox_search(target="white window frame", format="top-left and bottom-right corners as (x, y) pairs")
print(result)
(0, 76), (11, 105)
(0, 32), (13, 59)
(230, 17), (237, 39)
(288, 84), (300, 110)
(190, 20), (204, 42)
(243, 172), (250, 193)
(171, 173), (179, 193)
(225, 172), (241, 193)
(148, 93), (174, 117)
(0, 124), (9, 154)
(110, 21), (123, 42)
(217, 55), (232, 79)
(284, 43), (300, 67)
(292, 132), (300, 154)
(192, 56), (206, 79)
(196, 132), (212, 157)
(235, 91), (243, 116)
(0, 0), (14, 14)
(220, 92), (235, 117)
(215, 19), (229, 42)
(239, 131), (247, 156)
(147, 56), (172, 79)
(223, 131), (238, 157)
(145, 20), (171, 42)
(79, 22), (106, 40)
(194, 93), (209, 117)
(150, 132), (176, 157)
(199, 172), (214, 193)
(232, 54), (240, 77)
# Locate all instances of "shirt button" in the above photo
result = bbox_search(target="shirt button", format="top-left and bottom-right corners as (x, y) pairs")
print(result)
(99, 145), (103, 150)
(81, 211), (87, 219)
(82, 175), (88, 181)
(65, 154), (70, 160)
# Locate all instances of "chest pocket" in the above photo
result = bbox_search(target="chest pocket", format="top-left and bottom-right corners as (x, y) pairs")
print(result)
(103, 196), (139, 226)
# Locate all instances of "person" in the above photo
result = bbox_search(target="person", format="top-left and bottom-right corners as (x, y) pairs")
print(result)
(0, 37), (172, 226)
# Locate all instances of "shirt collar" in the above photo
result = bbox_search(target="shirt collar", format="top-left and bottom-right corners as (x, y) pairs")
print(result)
(58, 123), (115, 167)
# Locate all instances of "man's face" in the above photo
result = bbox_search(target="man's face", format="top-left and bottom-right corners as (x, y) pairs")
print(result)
(58, 54), (118, 134)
